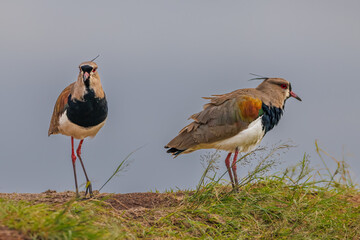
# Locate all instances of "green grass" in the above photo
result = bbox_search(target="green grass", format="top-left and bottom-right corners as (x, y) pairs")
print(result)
(0, 180), (358, 239)
(0, 142), (359, 239)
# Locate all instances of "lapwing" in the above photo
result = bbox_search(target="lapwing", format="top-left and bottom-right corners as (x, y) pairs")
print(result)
(48, 60), (108, 197)
(165, 77), (301, 189)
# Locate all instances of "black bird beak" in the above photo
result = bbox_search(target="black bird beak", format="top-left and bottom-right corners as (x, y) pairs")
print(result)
(290, 91), (302, 101)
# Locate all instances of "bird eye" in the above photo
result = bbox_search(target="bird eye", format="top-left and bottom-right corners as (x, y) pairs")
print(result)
(281, 84), (287, 89)
(92, 68), (97, 72)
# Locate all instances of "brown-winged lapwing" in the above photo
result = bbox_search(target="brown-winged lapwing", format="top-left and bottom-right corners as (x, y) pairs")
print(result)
(165, 77), (301, 189)
(48, 59), (108, 197)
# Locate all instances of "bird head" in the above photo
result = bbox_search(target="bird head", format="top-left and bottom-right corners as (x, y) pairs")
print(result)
(78, 61), (100, 88)
(72, 61), (105, 100)
(256, 78), (302, 106)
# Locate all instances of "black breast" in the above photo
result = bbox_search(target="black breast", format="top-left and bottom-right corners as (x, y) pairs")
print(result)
(66, 90), (108, 128)
(261, 103), (283, 134)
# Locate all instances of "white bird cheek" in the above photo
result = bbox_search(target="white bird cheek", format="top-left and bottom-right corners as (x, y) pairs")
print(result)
(286, 90), (290, 98)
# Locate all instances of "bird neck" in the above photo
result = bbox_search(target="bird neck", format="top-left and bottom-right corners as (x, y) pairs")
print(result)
(87, 78), (105, 99)
(72, 77), (105, 101)
(256, 87), (286, 109)
(261, 103), (284, 134)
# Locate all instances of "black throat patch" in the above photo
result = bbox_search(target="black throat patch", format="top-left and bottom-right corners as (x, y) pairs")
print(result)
(261, 103), (284, 134)
(66, 89), (108, 128)
(84, 79), (90, 88)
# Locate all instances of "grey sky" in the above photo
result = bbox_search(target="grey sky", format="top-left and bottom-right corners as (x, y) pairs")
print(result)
(0, 1), (359, 193)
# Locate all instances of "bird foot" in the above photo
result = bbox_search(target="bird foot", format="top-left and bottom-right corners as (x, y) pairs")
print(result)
(85, 181), (93, 198)
(232, 186), (239, 193)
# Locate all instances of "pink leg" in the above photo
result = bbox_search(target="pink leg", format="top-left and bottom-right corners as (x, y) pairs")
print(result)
(76, 139), (93, 197)
(225, 152), (235, 188)
(232, 148), (239, 189)
(71, 137), (79, 197)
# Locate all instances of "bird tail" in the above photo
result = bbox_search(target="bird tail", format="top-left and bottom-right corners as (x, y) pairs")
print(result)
(164, 146), (185, 157)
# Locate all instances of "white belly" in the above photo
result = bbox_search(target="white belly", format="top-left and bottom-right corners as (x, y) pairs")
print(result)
(214, 117), (265, 152)
(58, 111), (106, 139)
(192, 117), (265, 153)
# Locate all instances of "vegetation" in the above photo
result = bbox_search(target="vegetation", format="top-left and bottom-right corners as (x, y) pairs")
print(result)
(0, 141), (359, 239)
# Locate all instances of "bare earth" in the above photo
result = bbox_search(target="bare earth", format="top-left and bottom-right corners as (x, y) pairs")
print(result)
(0, 190), (184, 240)
(0, 226), (29, 240)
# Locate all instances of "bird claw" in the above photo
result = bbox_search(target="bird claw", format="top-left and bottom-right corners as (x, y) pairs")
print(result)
(85, 181), (93, 198)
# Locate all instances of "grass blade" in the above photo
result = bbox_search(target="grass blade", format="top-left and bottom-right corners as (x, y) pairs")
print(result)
(99, 146), (143, 192)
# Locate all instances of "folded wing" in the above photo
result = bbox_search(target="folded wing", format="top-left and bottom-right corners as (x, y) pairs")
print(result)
(165, 91), (264, 154)
(48, 83), (74, 136)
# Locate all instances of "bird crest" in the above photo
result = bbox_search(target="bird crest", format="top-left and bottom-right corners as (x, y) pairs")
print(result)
(249, 73), (269, 81)
(90, 55), (100, 62)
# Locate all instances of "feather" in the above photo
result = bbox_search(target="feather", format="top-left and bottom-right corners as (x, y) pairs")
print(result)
(48, 83), (74, 136)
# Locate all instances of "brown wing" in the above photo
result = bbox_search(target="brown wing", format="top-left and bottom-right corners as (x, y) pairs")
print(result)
(48, 83), (74, 136)
(165, 90), (263, 152)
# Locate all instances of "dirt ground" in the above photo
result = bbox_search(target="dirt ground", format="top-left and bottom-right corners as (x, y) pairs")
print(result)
(0, 190), (185, 240)
(0, 226), (29, 240)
